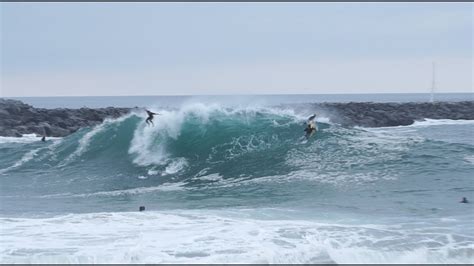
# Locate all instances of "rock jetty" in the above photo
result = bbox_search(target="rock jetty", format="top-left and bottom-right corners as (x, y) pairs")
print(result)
(0, 99), (130, 137)
(307, 101), (474, 127)
(1, 98), (473, 137)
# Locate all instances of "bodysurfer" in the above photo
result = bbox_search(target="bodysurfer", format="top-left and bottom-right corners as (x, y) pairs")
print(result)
(304, 123), (316, 139)
(303, 113), (317, 139)
(303, 114), (318, 127)
(145, 110), (160, 126)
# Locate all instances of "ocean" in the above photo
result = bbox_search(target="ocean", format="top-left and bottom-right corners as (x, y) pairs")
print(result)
(7, 92), (474, 109)
(1, 94), (473, 263)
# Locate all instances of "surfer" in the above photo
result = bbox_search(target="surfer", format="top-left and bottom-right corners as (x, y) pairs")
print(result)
(304, 123), (316, 139)
(41, 135), (46, 142)
(303, 113), (317, 139)
(145, 110), (160, 126)
(460, 197), (469, 203)
(303, 114), (318, 127)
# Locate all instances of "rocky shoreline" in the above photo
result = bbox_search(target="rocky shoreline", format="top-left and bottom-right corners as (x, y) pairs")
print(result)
(1, 98), (473, 137)
(0, 99), (130, 137)
(304, 101), (474, 128)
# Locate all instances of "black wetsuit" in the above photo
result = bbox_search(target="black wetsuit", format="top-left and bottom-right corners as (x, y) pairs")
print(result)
(145, 110), (157, 126)
(304, 125), (315, 138)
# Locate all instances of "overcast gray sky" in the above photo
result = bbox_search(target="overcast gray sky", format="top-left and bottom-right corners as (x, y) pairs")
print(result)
(1, 3), (472, 97)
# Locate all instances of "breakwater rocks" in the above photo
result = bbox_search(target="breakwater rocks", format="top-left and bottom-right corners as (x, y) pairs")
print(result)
(1, 98), (473, 137)
(0, 99), (130, 137)
(307, 101), (474, 127)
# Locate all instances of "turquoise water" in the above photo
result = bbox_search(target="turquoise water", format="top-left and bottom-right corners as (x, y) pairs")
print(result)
(0, 99), (473, 263)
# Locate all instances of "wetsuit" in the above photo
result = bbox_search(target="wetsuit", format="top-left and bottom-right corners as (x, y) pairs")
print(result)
(145, 110), (158, 126)
(304, 124), (316, 138)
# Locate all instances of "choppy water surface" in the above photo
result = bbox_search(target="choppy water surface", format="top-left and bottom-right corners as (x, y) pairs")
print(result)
(1, 102), (473, 263)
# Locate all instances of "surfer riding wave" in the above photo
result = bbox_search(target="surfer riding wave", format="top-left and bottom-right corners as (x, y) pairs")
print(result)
(145, 110), (160, 126)
(304, 113), (318, 139)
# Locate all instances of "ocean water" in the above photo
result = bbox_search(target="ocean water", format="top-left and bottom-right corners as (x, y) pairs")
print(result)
(8, 92), (474, 108)
(0, 96), (473, 263)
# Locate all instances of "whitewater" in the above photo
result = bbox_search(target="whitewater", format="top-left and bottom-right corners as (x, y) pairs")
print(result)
(1, 102), (473, 263)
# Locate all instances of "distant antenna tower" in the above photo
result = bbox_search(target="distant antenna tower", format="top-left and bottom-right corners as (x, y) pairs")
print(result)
(430, 62), (436, 103)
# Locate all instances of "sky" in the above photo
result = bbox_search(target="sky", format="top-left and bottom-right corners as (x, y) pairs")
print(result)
(1, 3), (472, 97)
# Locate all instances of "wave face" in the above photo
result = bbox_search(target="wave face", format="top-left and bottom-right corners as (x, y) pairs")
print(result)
(1, 103), (473, 263)
(1, 104), (325, 198)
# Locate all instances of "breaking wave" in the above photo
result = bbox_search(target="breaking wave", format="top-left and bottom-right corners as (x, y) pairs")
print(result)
(1, 104), (473, 194)
(1, 103), (473, 264)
